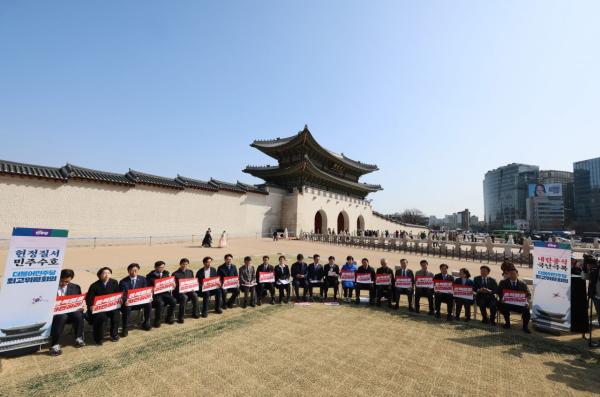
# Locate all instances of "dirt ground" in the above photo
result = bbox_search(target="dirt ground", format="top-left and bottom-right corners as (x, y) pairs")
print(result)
(0, 237), (535, 287)
(1, 238), (598, 397)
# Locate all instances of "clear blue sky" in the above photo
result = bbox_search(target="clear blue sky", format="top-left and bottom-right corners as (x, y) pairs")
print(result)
(1, 1), (599, 218)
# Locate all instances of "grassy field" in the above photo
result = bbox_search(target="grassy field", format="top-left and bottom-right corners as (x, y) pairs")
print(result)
(1, 300), (599, 397)
(1, 240), (599, 396)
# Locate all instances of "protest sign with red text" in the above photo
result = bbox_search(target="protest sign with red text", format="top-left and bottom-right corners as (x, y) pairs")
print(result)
(202, 276), (221, 292)
(125, 287), (153, 306)
(54, 293), (86, 315)
(179, 278), (199, 294)
(375, 274), (392, 286)
(92, 292), (122, 314)
(153, 276), (175, 295)
(395, 276), (412, 289)
(433, 280), (453, 294)
(453, 285), (474, 301)
(502, 290), (528, 306)
(222, 276), (240, 290)
(259, 272), (275, 283)
(415, 276), (434, 289)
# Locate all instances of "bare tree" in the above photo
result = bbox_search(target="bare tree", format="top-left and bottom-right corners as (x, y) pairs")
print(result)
(390, 208), (429, 226)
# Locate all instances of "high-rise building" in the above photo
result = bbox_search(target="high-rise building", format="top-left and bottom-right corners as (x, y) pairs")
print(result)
(457, 209), (470, 230)
(483, 163), (539, 230)
(526, 170), (574, 231)
(573, 157), (600, 233)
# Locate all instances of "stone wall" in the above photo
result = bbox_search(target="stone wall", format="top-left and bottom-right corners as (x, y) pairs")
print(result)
(0, 175), (286, 240)
(0, 175), (427, 243)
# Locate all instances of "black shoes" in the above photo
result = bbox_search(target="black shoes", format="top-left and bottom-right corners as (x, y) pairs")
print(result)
(111, 335), (120, 342)
(121, 330), (128, 338)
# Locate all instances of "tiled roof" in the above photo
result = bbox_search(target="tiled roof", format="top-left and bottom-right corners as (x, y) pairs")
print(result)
(0, 159), (273, 195)
(61, 164), (134, 186)
(175, 175), (218, 191)
(209, 178), (247, 193)
(126, 170), (184, 189)
(0, 159), (66, 181)
(236, 181), (268, 194)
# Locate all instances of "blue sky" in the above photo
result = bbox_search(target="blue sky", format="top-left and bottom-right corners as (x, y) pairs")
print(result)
(1, 1), (598, 218)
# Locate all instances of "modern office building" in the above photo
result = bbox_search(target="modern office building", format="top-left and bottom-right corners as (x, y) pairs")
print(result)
(483, 163), (539, 230)
(573, 157), (600, 233)
(525, 170), (574, 231)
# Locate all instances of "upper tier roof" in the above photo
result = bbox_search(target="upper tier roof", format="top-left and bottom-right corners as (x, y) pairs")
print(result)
(243, 155), (382, 196)
(251, 125), (379, 175)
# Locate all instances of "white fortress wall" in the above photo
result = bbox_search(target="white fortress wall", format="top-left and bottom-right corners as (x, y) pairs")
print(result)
(0, 175), (282, 240)
(293, 186), (429, 235)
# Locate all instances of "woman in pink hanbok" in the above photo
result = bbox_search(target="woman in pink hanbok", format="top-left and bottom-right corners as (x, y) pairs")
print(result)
(218, 231), (227, 248)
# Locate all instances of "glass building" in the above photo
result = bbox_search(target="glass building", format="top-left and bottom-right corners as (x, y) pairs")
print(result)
(574, 157), (600, 233)
(483, 163), (539, 230)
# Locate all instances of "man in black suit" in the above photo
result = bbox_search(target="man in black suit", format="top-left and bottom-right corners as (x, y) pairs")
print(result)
(394, 259), (415, 311)
(196, 256), (223, 317)
(256, 255), (275, 305)
(434, 263), (454, 320)
(584, 258), (600, 347)
(86, 267), (121, 345)
(146, 260), (176, 327)
(375, 259), (394, 307)
(218, 254), (239, 309)
(307, 254), (325, 302)
(119, 263), (152, 337)
(355, 258), (376, 305)
(414, 260), (434, 315)
(291, 254), (309, 302)
(323, 256), (340, 301)
(49, 269), (85, 356)
(473, 265), (498, 325)
(275, 255), (291, 303)
(173, 258), (200, 323)
(498, 267), (531, 333)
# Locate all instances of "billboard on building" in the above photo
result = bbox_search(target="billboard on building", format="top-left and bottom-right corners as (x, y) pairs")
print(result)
(528, 183), (562, 198)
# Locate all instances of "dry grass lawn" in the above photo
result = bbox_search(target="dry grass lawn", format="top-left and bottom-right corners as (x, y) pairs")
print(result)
(1, 239), (599, 396)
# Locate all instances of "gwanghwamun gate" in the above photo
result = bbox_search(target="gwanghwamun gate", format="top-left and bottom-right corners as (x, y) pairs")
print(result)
(0, 126), (428, 245)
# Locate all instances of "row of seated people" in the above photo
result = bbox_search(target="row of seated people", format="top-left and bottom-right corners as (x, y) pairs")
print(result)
(49, 254), (531, 356)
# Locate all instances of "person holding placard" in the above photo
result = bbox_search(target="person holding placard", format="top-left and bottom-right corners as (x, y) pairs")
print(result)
(453, 268), (474, 322)
(341, 256), (357, 303)
(323, 256), (340, 302)
(394, 259), (415, 311)
(173, 258), (200, 322)
(86, 267), (121, 345)
(196, 256), (223, 318)
(498, 267), (531, 333)
(375, 259), (394, 308)
(146, 260), (176, 327)
(256, 255), (276, 305)
(291, 254), (309, 302)
(275, 255), (291, 303)
(433, 264), (454, 320)
(355, 258), (376, 305)
(239, 256), (257, 308)
(218, 254), (240, 309)
(307, 254), (325, 302)
(119, 263), (153, 336)
(473, 265), (498, 325)
(49, 269), (85, 356)
(414, 260), (434, 315)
